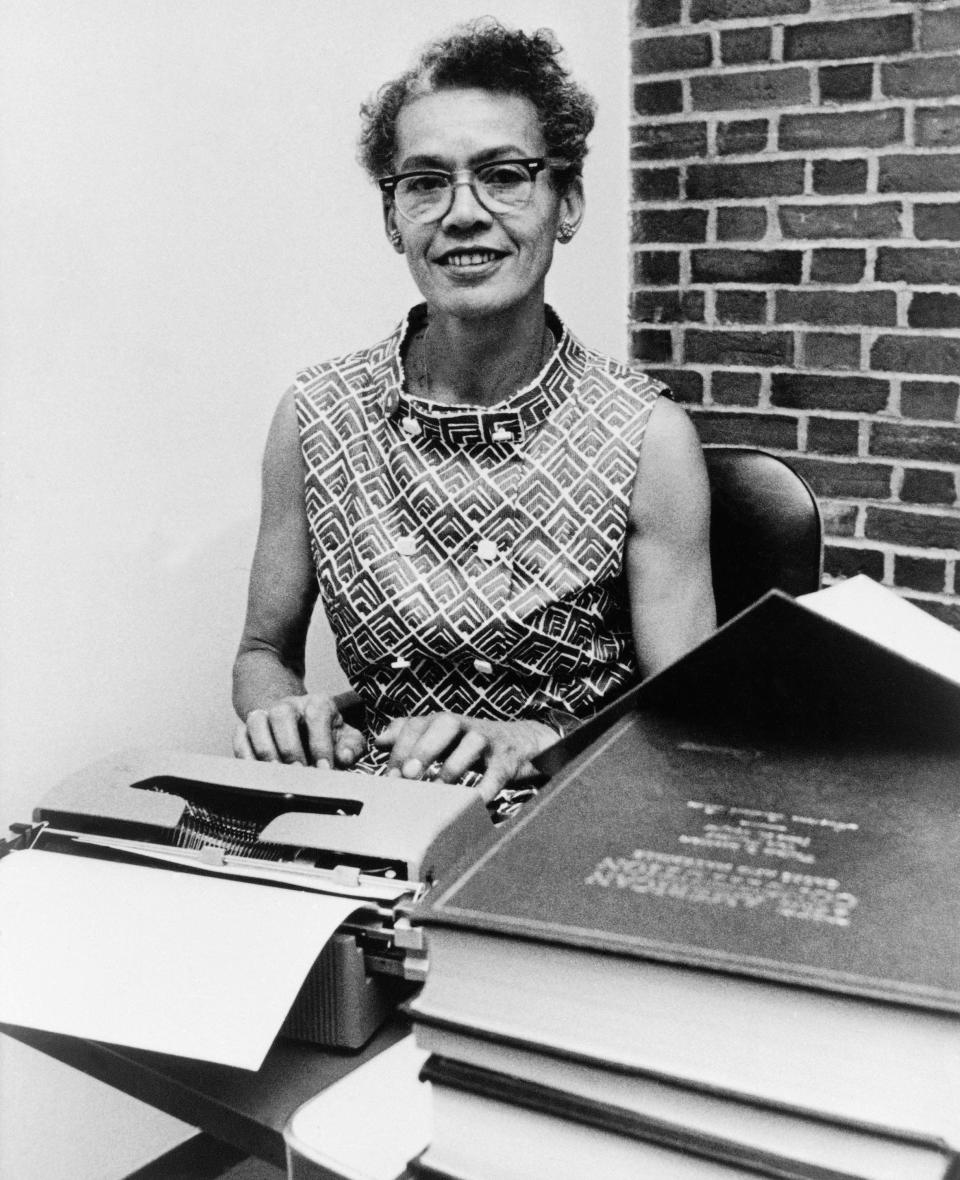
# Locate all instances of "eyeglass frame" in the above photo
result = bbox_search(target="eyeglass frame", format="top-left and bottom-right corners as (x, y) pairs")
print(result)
(378, 157), (569, 224)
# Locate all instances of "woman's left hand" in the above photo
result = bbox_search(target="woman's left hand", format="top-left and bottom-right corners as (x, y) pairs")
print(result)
(374, 714), (559, 803)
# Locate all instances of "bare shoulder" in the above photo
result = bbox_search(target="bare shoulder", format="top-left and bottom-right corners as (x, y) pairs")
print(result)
(643, 395), (705, 464)
(631, 396), (710, 525)
(261, 386), (307, 506)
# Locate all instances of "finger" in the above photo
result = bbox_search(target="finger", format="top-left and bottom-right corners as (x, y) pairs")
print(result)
(476, 746), (522, 804)
(334, 724), (367, 768)
(372, 717), (405, 749)
(384, 716), (435, 774)
(244, 709), (283, 762)
(301, 695), (340, 770)
(399, 713), (466, 778)
(437, 729), (490, 783)
(266, 702), (311, 765)
(233, 723), (256, 760)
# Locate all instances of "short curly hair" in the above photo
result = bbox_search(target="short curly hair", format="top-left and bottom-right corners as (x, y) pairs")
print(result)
(358, 19), (596, 190)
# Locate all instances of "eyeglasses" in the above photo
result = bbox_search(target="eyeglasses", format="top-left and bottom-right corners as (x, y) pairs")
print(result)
(378, 157), (559, 224)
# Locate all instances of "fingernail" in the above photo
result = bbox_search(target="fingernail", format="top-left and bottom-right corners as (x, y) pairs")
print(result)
(316, 758), (331, 771)
(338, 748), (355, 766)
(387, 767), (402, 778)
(402, 759), (423, 779)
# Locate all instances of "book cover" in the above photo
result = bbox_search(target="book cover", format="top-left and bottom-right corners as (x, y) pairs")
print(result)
(413, 1021), (958, 1180)
(421, 1054), (955, 1180)
(416, 706), (960, 1010)
(536, 579), (960, 777)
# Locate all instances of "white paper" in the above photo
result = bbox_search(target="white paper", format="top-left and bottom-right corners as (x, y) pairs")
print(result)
(798, 574), (960, 687)
(0, 849), (364, 1069)
(284, 1035), (430, 1180)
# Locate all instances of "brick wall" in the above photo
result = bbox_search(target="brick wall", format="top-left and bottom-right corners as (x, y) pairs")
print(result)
(629, 0), (960, 628)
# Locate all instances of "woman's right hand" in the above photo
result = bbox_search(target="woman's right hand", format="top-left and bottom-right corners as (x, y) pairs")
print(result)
(233, 692), (366, 770)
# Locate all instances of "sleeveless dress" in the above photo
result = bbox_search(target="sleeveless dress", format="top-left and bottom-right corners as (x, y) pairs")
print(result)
(294, 305), (664, 799)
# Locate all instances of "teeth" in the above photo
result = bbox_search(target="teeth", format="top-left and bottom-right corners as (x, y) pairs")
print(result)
(445, 252), (499, 267)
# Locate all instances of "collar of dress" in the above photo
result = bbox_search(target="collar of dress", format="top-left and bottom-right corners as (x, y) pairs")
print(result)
(376, 303), (586, 447)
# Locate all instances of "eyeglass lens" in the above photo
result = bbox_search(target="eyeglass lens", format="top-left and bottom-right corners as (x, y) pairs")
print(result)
(395, 162), (536, 223)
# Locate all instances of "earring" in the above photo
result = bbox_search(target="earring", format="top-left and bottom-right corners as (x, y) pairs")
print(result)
(557, 220), (576, 244)
(390, 230), (404, 251)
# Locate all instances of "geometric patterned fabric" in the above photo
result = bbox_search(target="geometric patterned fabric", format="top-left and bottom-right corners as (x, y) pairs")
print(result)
(294, 304), (664, 776)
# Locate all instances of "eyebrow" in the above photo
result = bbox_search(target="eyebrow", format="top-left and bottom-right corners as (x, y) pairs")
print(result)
(396, 145), (532, 172)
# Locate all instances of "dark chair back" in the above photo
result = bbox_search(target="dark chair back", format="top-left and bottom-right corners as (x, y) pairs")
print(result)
(704, 445), (822, 625)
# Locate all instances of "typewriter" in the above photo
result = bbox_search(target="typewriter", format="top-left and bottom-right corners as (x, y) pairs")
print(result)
(1, 747), (497, 1052)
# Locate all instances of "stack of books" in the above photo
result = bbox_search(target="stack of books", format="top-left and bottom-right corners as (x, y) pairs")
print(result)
(405, 578), (960, 1180)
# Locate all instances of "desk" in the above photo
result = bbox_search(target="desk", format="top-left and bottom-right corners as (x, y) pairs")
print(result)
(2, 1019), (411, 1171)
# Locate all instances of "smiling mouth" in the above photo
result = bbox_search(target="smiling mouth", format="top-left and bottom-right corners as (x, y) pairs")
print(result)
(437, 249), (507, 268)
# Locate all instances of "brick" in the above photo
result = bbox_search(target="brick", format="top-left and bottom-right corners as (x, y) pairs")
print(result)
(633, 251), (680, 286)
(631, 289), (706, 323)
(824, 545), (884, 581)
(820, 501), (859, 537)
(717, 119), (769, 156)
(882, 57), (960, 100)
(776, 290), (896, 326)
(631, 329), (674, 364)
(691, 0), (808, 20)
(716, 290), (767, 323)
(633, 34), (712, 74)
(687, 160), (804, 200)
(819, 63), (873, 105)
(865, 507), (960, 550)
(807, 416), (860, 453)
(920, 7), (960, 53)
(633, 167), (681, 201)
(876, 247), (960, 284)
(803, 333), (861, 371)
(911, 599), (960, 630)
(690, 410), (799, 449)
(784, 15), (912, 62)
(894, 554), (948, 593)
(635, 0), (680, 26)
(871, 335), (960, 378)
(633, 208), (708, 243)
(634, 81), (683, 116)
(813, 158), (867, 195)
(716, 207), (768, 241)
(916, 107), (960, 149)
(721, 27), (772, 65)
(914, 204), (960, 242)
(790, 458), (892, 499)
(908, 293), (960, 330)
(771, 373), (889, 413)
(691, 249), (802, 284)
(900, 469), (958, 506)
(685, 330), (793, 367)
(632, 121), (708, 161)
(810, 248), (865, 283)
(879, 155), (960, 194)
(871, 422), (960, 465)
(901, 381), (960, 421)
(644, 368), (703, 404)
(779, 109), (903, 152)
(779, 203), (902, 239)
(691, 68), (810, 112)
(712, 370), (762, 406)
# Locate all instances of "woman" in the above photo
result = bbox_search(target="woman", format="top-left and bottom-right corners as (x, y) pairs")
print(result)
(233, 20), (715, 806)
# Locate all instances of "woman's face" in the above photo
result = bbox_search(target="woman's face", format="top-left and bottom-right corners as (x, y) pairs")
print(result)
(385, 87), (583, 324)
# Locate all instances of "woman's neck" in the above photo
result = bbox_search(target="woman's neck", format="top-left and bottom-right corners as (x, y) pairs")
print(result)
(410, 302), (552, 407)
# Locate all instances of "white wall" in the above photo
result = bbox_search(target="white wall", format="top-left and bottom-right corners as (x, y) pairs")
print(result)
(0, 2), (628, 1176)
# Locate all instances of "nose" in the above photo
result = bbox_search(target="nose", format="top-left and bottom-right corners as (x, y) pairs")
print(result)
(441, 175), (493, 230)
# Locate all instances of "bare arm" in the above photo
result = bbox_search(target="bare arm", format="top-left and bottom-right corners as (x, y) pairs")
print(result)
(232, 389), (364, 768)
(626, 397), (716, 678)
